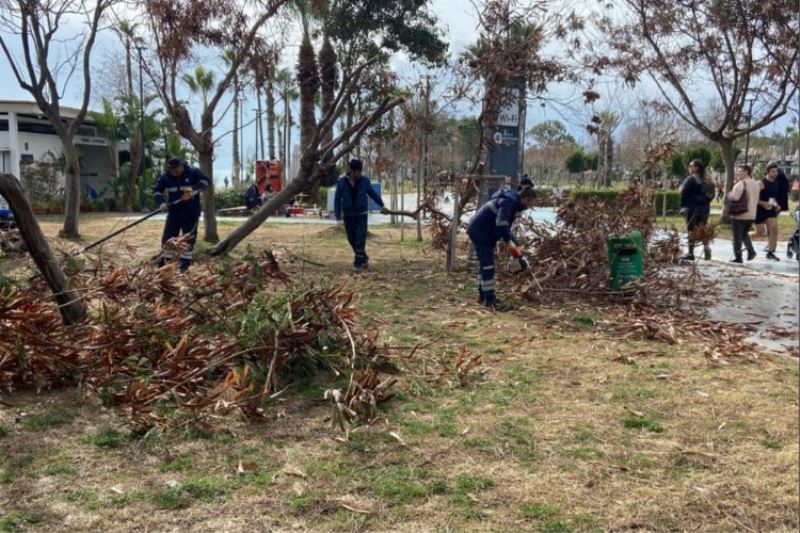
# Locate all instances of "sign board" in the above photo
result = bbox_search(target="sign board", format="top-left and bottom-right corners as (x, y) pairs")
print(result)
(497, 88), (520, 127)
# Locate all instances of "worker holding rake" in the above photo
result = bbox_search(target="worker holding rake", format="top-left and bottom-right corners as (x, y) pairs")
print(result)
(467, 184), (536, 310)
(153, 158), (209, 272)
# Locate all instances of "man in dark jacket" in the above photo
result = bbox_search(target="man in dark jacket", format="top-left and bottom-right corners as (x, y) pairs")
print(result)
(333, 159), (388, 271)
(245, 175), (270, 212)
(153, 158), (210, 272)
(467, 185), (536, 310)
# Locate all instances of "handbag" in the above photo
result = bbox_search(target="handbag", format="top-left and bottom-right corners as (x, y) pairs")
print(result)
(727, 184), (749, 215)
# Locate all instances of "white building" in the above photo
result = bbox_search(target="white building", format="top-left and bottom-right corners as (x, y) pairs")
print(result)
(0, 100), (126, 210)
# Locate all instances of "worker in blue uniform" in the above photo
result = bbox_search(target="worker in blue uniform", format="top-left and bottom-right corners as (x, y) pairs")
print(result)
(153, 158), (210, 272)
(467, 184), (536, 310)
(333, 159), (389, 271)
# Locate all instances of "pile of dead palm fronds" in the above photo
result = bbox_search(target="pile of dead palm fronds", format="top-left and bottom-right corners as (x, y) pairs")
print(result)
(0, 250), (397, 430)
(511, 184), (683, 302)
(505, 185), (768, 358)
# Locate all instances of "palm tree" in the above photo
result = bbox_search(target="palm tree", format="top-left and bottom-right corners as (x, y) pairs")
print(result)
(275, 68), (299, 183)
(117, 93), (163, 211)
(296, 4), (319, 157)
(596, 111), (619, 187)
(182, 66), (216, 111)
(111, 20), (142, 99)
(90, 98), (127, 207)
(266, 64), (277, 160)
(318, 35), (337, 152)
(111, 19), (145, 210)
(223, 51), (242, 187)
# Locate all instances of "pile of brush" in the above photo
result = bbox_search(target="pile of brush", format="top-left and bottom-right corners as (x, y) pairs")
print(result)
(511, 184), (684, 301)
(0, 249), (398, 430)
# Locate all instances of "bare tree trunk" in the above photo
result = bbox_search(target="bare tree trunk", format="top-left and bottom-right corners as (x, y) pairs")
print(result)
(126, 135), (143, 212)
(60, 141), (82, 238)
(718, 138), (736, 224)
(232, 82), (240, 188)
(0, 174), (86, 325)
(198, 111), (218, 242)
(198, 148), (218, 242)
(107, 143), (119, 207)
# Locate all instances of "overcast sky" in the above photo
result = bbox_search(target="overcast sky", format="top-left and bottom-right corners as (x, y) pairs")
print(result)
(0, 1), (795, 184)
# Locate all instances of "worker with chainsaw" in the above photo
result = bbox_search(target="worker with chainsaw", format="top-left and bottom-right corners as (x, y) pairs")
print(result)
(153, 158), (210, 272)
(334, 159), (389, 271)
(467, 184), (536, 310)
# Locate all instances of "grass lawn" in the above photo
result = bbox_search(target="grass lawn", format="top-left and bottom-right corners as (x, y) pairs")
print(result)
(0, 214), (797, 532)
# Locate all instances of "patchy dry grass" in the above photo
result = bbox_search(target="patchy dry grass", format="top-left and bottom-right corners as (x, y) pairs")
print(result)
(0, 214), (797, 532)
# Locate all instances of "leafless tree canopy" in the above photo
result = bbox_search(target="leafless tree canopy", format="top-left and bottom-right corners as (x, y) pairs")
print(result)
(586, 0), (800, 190)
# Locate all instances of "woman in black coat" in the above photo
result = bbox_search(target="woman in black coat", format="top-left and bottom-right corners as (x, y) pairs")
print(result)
(679, 159), (715, 261)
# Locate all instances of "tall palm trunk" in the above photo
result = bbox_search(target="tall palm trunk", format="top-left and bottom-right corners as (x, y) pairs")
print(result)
(266, 72), (276, 160)
(318, 35), (337, 186)
(257, 87), (265, 160)
(297, 31), (319, 202)
(125, 37), (133, 99)
(232, 79), (240, 188)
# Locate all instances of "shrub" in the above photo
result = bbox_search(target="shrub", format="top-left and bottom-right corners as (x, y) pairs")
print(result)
(214, 188), (246, 210)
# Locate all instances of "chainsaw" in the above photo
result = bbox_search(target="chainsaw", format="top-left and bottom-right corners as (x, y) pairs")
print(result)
(509, 254), (529, 274)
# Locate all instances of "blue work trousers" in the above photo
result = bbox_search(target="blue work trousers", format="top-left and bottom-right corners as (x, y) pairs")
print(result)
(344, 214), (369, 267)
(471, 240), (497, 305)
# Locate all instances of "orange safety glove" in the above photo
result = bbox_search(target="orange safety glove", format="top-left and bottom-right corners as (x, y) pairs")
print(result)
(507, 242), (523, 258)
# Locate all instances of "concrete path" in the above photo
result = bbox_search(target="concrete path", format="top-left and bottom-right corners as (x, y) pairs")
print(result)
(701, 263), (798, 354)
(684, 236), (799, 276)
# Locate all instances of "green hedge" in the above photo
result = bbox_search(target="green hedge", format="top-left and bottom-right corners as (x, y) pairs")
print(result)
(215, 188), (246, 210)
(569, 189), (682, 215)
(653, 191), (682, 215)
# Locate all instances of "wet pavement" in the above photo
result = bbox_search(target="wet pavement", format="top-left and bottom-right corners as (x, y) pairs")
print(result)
(702, 263), (798, 354)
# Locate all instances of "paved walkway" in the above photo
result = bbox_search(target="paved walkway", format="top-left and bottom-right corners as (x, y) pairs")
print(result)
(702, 263), (798, 354)
(688, 236), (799, 276)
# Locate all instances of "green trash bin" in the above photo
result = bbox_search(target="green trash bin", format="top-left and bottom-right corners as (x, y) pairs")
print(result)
(607, 231), (644, 291)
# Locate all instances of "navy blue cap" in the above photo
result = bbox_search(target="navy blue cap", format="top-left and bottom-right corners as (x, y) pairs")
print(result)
(349, 159), (363, 171)
(167, 158), (183, 169)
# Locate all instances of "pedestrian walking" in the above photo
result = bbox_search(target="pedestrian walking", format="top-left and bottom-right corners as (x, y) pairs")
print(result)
(467, 184), (537, 311)
(679, 159), (715, 261)
(153, 158), (210, 272)
(726, 164), (760, 263)
(333, 159), (389, 271)
(751, 162), (787, 261)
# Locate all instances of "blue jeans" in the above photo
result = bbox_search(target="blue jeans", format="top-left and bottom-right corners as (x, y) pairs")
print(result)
(344, 214), (369, 267)
(471, 241), (496, 305)
(160, 213), (198, 272)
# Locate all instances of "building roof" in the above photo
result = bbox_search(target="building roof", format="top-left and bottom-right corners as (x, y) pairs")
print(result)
(0, 99), (99, 124)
